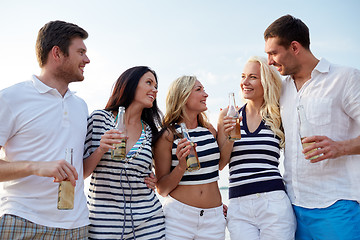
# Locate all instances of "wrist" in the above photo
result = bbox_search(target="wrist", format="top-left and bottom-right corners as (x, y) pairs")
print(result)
(97, 146), (109, 155)
(176, 163), (187, 173)
(27, 161), (38, 176)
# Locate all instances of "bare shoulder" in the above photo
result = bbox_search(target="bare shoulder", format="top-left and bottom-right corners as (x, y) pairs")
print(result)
(155, 128), (174, 147)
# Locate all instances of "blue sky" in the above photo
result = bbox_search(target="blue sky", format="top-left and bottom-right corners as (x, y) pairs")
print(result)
(1, 0), (360, 186)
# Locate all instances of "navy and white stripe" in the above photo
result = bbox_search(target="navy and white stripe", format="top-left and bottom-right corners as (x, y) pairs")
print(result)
(84, 110), (165, 240)
(229, 105), (285, 199)
(171, 125), (220, 185)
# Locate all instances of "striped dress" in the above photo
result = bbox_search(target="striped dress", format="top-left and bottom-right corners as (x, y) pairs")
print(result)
(171, 125), (220, 185)
(229, 105), (285, 199)
(84, 110), (165, 240)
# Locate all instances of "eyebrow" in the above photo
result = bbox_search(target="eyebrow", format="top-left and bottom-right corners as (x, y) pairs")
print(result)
(147, 77), (158, 87)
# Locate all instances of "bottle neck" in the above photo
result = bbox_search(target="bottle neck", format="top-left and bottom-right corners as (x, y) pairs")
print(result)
(227, 93), (238, 117)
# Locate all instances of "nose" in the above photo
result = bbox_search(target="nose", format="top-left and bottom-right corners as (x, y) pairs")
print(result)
(84, 54), (90, 64)
(204, 90), (208, 97)
(241, 76), (249, 85)
(267, 55), (274, 65)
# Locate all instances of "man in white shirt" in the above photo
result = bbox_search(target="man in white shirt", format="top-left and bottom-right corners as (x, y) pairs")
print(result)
(0, 21), (91, 239)
(264, 14), (360, 239)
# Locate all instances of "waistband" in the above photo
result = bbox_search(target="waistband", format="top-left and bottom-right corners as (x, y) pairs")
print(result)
(229, 190), (286, 203)
(164, 195), (223, 217)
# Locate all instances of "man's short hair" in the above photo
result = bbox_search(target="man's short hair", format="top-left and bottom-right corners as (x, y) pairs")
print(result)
(36, 20), (88, 67)
(264, 14), (310, 50)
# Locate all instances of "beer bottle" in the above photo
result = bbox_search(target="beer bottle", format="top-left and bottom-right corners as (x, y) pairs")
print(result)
(297, 105), (318, 160)
(179, 123), (201, 171)
(111, 106), (127, 160)
(57, 148), (74, 210)
(227, 92), (241, 141)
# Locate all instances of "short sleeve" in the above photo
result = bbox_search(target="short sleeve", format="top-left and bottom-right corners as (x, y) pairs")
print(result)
(342, 68), (360, 125)
(83, 110), (114, 159)
(0, 91), (16, 147)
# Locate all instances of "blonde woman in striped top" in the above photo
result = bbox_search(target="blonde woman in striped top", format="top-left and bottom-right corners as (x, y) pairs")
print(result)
(218, 56), (296, 240)
(154, 76), (226, 240)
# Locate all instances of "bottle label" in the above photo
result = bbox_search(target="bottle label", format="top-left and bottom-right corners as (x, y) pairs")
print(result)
(111, 139), (127, 160)
(57, 181), (74, 210)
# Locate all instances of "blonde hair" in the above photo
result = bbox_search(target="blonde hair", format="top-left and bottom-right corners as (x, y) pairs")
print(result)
(163, 76), (209, 129)
(246, 56), (285, 148)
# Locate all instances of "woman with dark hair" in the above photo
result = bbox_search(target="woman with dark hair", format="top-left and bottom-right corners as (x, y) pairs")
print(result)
(83, 66), (165, 239)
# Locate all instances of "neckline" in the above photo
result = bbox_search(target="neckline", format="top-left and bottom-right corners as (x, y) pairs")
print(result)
(241, 104), (264, 135)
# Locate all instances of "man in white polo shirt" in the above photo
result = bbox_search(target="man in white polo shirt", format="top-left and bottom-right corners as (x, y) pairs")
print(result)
(264, 15), (360, 240)
(0, 20), (90, 239)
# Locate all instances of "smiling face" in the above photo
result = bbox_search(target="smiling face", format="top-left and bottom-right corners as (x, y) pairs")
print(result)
(56, 37), (90, 83)
(241, 61), (264, 102)
(185, 80), (208, 114)
(265, 37), (298, 76)
(133, 71), (158, 109)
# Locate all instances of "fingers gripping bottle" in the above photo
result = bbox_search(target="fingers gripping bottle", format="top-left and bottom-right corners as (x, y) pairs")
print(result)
(57, 148), (74, 210)
(111, 106), (127, 160)
(179, 123), (201, 172)
(227, 92), (241, 141)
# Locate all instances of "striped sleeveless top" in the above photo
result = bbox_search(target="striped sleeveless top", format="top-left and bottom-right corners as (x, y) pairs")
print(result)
(229, 104), (285, 199)
(171, 124), (220, 185)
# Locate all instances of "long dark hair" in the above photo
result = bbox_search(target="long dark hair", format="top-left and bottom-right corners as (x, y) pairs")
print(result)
(105, 66), (162, 142)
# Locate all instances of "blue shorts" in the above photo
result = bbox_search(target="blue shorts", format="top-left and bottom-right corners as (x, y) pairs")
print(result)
(293, 200), (360, 240)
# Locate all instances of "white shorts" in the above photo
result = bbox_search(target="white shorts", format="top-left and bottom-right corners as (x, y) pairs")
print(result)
(227, 190), (296, 240)
(163, 195), (226, 240)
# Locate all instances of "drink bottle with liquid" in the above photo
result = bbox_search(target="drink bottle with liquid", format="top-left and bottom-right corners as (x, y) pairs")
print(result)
(57, 148), (74, 210)
(111, 106), (127, 160)
(227, 92), (241, 141)
(179, 123), (201, 171)
(297, 105), (319, 160)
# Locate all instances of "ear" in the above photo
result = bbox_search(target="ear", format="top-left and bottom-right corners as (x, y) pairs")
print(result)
(50, 46), (63, 62)
(290, 41), (301, 55)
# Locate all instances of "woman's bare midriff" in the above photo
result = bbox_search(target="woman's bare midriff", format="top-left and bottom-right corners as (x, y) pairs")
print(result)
(169, 181), (222, 208)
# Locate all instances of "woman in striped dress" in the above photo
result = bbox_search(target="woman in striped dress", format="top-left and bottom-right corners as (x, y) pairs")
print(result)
(217, 56), (296, 240)
(154, 76), (226, 240)
(83, 66), (165, 239)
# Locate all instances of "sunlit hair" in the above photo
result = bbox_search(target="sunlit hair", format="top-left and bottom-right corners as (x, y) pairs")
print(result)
(245, 56), (285, 148)
(163, 75), (209, 129)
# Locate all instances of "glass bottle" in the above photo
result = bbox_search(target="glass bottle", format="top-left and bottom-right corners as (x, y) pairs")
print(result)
(227, 92), (241, 141)
(111, 106), (127, 160)
(57, 148), (74, 210)
(297, 105), (319, 160)
(180, 123), (201, 172)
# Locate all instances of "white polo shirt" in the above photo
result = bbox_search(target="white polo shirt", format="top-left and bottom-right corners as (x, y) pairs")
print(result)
(0, 75), (90, 228)
(280, 58), (360, 208)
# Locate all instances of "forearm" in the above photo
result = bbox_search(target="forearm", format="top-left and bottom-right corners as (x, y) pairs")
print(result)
(83, 147), (107, 179)
(341, 135), (360, 156)
(0, 160), (35, 182)
(156, 164), (186, 197)
(219, 139), (234, 170)
(217, 118), (234, 170)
